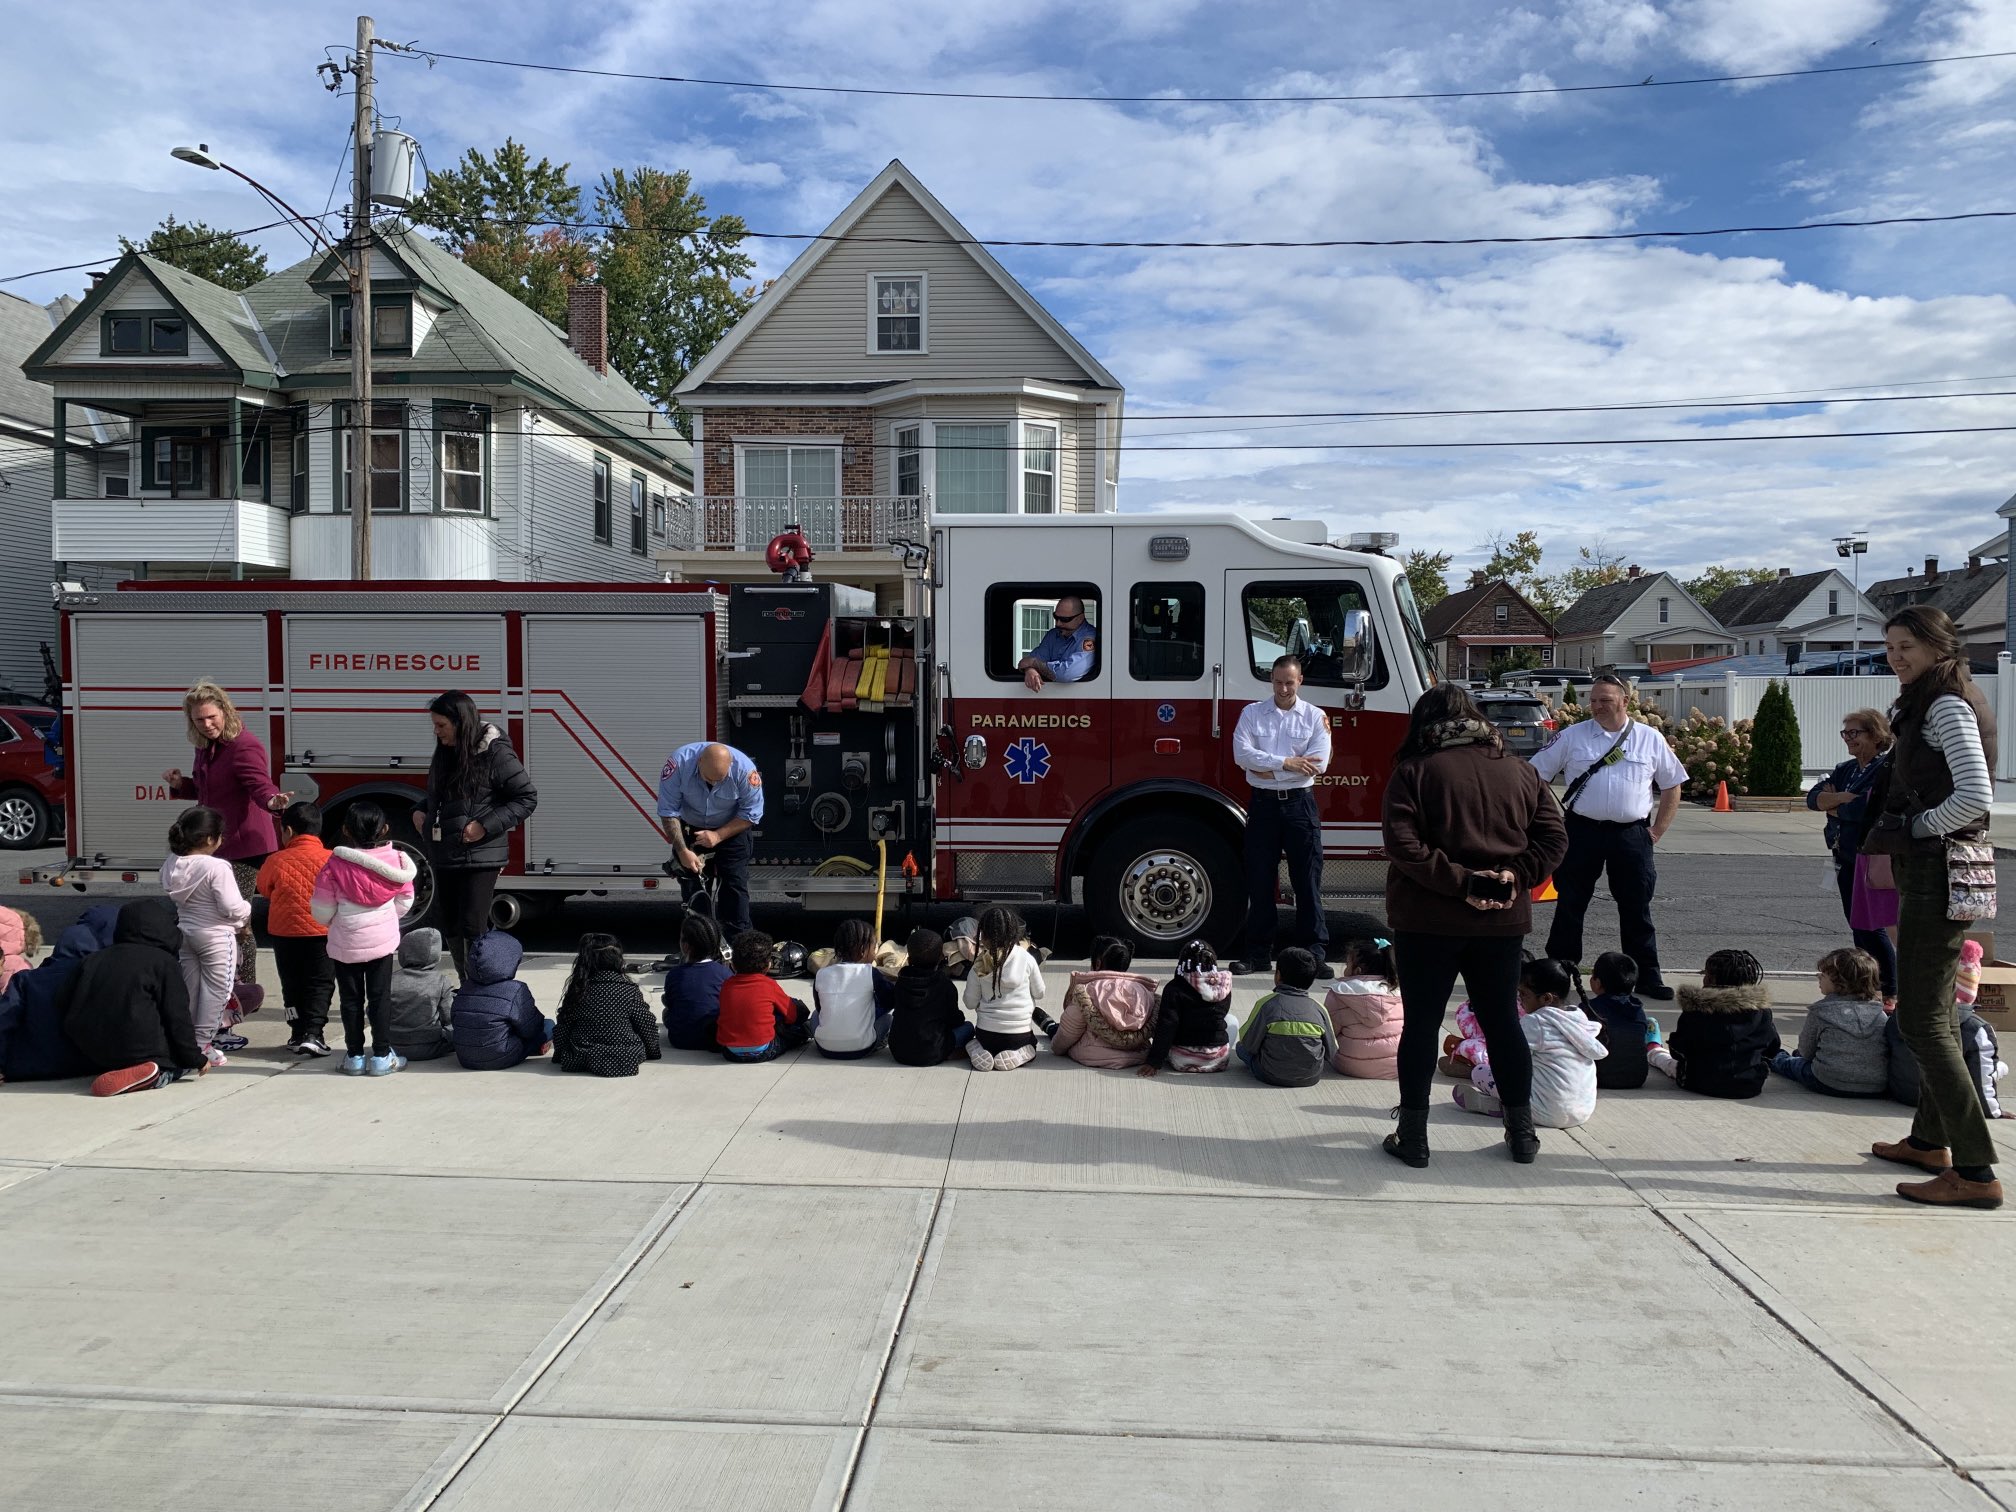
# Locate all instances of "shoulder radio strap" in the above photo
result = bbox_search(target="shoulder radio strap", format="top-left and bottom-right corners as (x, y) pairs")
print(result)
(1560, 726), (1631, 816)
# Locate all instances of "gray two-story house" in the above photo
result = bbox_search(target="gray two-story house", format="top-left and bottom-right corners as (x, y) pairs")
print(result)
(1552, 569), (1732, 673)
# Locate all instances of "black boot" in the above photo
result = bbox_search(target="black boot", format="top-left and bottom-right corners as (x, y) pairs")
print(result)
(1504, 1103), (1540, 1164)
(1383, 1106), (1430, 1169)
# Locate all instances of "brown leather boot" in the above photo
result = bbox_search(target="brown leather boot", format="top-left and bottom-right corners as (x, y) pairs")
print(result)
(1895, 1170), (2004, 1210)
(1871, 1138), (1950, 1174)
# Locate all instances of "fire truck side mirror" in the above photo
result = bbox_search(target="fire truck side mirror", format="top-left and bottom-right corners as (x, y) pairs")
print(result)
(1337, 609), (1376, 685)
(962, 734), (988, 770)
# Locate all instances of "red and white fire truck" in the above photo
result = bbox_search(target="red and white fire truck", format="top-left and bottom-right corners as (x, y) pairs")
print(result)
(36, 512), (1436, 946)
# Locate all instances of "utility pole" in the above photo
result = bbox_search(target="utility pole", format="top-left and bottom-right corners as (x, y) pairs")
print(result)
(349, 14), (375, 579)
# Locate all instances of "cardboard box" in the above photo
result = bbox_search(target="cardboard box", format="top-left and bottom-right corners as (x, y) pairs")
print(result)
(1965, 932), (2016, 1026)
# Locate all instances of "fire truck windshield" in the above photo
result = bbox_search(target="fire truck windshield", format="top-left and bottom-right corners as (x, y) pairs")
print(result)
(1392, 576), (1439, 689)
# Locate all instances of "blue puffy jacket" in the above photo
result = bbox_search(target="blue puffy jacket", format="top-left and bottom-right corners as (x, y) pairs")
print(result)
(661, 959), (729, 1051)
(0, 909), (117, 1081)
(450, 931), (547, 1070)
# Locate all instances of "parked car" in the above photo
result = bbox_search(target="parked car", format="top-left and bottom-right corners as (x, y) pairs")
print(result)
(0, 705), (64, 848)
(1472, 690), (1558, 756)
(0, 684), (52, 708)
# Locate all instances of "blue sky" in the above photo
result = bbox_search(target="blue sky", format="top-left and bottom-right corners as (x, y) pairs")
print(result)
(4, 0), (2013, 589)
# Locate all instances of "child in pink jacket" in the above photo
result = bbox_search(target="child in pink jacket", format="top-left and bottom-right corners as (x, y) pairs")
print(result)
(1325, 938), (1403, 1078)
(1040, 936), (1160, 1069)
(0, 905), (41, 993)
(160, 806), (252, 1065)
(309, 801), (417, 1077)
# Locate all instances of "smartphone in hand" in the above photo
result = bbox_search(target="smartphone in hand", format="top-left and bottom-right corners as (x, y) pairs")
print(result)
(1466, 872), (1516, 904)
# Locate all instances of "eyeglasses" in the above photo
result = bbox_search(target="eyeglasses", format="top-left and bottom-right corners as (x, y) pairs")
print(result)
(1841, 728), (1872, 739)
(1052, 612), (1081, 624)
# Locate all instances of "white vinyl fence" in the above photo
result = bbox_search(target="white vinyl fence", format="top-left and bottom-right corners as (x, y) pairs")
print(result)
(1634, 661), (2016, 778)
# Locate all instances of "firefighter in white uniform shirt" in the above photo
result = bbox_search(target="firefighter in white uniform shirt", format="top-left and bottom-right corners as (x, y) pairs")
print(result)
(1529, 673), (1687, 999)
(1229, 654), (1333, 978)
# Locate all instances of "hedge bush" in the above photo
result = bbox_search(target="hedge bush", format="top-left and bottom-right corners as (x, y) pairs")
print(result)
(1747, 679), (1803, 796)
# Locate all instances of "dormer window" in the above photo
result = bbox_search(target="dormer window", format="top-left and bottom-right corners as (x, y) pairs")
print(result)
(331, 293), (413, 353)
(869, 273), (925, 353)
(101, 312), (188, 357)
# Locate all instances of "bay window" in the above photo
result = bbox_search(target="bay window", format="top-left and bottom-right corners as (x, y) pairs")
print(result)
(337, 402), (406, 512)
(436, 402), (489, 513)
(1021, 422), (1057, 513)
(934, 424), (1009, 514)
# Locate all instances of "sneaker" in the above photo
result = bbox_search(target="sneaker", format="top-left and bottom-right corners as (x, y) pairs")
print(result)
(291, 1036), (331, 1058)
(1313, 960), (1335, 981)
(966, 1042), (997, 1072)
(203, 1044), (229, 1069)
(211, 1031), (250, 1052)
(341, 1054), (367, 1076)
(92, 1062), (162, 1097)
(993, 1045), (1036, 1070)
(1453, 1083), (1503, 1118)
(220, 999), (244, 1029)
(366, 1049), (407, 1077)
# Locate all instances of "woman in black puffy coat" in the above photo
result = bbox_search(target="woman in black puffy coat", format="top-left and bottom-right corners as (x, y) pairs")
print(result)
(553, 933), (662, 1077)
(415, 690), (538, 981)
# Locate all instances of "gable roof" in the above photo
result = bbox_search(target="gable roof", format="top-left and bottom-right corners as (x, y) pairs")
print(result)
(24, 252), (278, 385)
(1867, 561), (2007, 621)
(0, 290), (58, 429)
(1550, 575), (1657, 637)
(678, 159), (1121, 395)
(1420, 578), (1555, 641)
(1706, 570), (1835, 629)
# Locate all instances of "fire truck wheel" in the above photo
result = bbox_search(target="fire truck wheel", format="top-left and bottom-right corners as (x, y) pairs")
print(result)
(0, 786), (49, 849)
(1087, 817), (1241, 951)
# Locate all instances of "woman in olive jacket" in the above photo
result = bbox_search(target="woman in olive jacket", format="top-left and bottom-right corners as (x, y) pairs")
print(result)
(414, 691), (538, 981)
(1380, 683), (1568, 1169)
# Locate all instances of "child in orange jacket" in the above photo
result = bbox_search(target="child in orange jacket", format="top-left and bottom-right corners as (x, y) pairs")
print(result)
(255, 801), (335, 1057)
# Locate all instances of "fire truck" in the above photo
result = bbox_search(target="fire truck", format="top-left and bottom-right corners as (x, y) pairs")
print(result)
(36, 512), (1436, 947)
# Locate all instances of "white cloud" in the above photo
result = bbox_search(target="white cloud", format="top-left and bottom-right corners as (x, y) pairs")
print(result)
(1665, 0), (1891, 74)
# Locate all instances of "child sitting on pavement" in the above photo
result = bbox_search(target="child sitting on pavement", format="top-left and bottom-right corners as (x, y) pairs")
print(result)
(662, 912), (730, 1052)
(62, 898), (210, 1096)
(1772, 947), (1889, 1098)
(0, 905), (42, 993)
(552, 932), (662, 1077)
(963, 906), (1045, 1072)
(386, 927), (457, 1062)
(813, 917), (895, 1059)
(1324, 937), (1402, 1079)
(0, 910), (114, 1084)
(1455, 957), (1606, 1128)
(1044, 935), (1160, 1070)
(716, 930), (812, 1062)
(1649, 948), (1780, 1098)
(1235, 948), (1335, 1088)
(1140, 940), (1239, 1075)
(256, 801), (334, 1058)
(1885, 945), (2008, 1117)
(450, 930), (551, 1070)
(1584, 950), (1659, 1091)
(887, 928), (972, 1065)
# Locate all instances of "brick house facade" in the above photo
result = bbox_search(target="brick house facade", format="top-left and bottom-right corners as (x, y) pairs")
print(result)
(1420, 576), (1556, 681)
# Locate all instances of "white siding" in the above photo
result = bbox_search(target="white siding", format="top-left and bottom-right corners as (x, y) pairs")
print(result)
(868, 394), (1099, 512)
(289, 512), (496, 579)
(1608, 575), (1722, 652)
(521, 418), (668, 583)
(53, 498), (290, 570)
(715, 186), (1098, 384)
(52, 268), (227, 367)
(0, 450), (125, 688)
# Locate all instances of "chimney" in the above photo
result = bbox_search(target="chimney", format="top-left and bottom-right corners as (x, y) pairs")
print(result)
(86, 270), (108, 287)
(1924, 556), (1939, 580)
(1469, 569), (1488, 588)
(1626, 564), (1641, 579)
(566, 283), (608, 376)
(1777, 566), (1791, 578)
(1969, 555), (1982, 573)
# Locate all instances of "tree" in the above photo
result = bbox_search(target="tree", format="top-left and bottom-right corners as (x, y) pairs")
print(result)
(1748, 679), (1803, 796)
(1682, 565), (1777, 612)
(1487, 647), (1542, 683)
(594, 166), (759, 419)
(1403, 549), (1452, 610)
(1540, 539), (1629, 619)
(407, 139), (593, 325)
(119, 216), (268, 291)
(1481, 530), (1559, 615)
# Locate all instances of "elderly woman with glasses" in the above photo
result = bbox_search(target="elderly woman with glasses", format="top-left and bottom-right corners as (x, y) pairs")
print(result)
(1805, 707), (1897, 1003)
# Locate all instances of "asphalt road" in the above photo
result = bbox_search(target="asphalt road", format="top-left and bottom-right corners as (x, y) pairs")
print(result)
(7, 848), (1993, 973)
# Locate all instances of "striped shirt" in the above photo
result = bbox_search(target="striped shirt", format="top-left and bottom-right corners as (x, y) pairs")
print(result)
(1911, 695), (1993, 839)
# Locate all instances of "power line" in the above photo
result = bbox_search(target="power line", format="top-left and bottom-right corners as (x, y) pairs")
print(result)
(0, 214), (339, 286)
(391, 44), (2016, 106)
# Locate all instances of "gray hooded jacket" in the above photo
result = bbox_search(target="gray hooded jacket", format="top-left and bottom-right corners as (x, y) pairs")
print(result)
(1796, 993), (1889, 1095)
(387, 927), (456, 1059)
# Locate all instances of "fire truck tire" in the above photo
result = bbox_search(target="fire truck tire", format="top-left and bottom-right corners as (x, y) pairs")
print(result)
(1086, 817), (1242, 951)
(329, 798), (436, 930)
(0, 786), (49, 849)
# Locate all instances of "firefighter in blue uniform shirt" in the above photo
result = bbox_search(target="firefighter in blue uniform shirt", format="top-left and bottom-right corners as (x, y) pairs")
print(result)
(657, 740), (764, 938)
(1018, 596), (1097, 692)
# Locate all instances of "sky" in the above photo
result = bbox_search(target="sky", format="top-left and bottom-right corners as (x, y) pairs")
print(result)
(3, 0), (2014, 591)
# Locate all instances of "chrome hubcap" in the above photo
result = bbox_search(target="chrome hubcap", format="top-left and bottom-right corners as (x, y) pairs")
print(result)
(393, 839), (434, 924)
(0, 796), (37, 844)
(1118, 850), (1212, 941)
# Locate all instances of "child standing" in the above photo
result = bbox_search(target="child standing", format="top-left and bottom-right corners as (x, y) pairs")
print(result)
(1585, 950), (1658, 1091)
(0, 906), (41, 993)
(386, 927), (457, 1062)
(308, 801), (417, 1077)
(160, 806), (252, 1065)
(662, 912), (730, 1052)
(1773, 947), (1890, 1097)
(553, 932), (662, 1077)
(888, 928), (971, 1065)
(962, 906), (1045, 1071)
(1456, 958), (1606, 1129)
(814, 917), (896, 1058)
(1649, 949), (1781, 1098)
(62, 898), (210, 1095)
(1235, 948), (1336, 1087)
(255, 801), (334, 1057)
(716, 931), (812, 1062)
(1045, 936), (1160, 1069)
(1325, 938), (1403, 1079)
(1140, 940), (1239, 1075)
(450, 930), (550, 1069)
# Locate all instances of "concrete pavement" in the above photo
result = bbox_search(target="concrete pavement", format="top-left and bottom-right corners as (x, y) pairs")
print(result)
(3, 948), (2014, 1512)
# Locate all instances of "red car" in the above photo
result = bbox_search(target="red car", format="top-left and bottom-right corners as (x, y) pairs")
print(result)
(0, 704), (64, 849)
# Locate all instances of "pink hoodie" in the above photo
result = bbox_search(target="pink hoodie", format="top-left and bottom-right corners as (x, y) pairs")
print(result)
(1051, 969), (1161, 1069)
(309, 844), (417, 963)
(0, 906), (33, 992)
(1326, 976), (1403, 1078)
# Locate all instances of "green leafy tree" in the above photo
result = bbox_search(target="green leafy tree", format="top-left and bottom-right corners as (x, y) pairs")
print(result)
(594, 166), (760, 421)
(407, 139), (593, 325)
(1683, 565), (1778, 613)
(1747, 679), (1803, 796)
(119, 216), (268, 291)
(1482, 530), (1566, 616)
(1403, 549), (1452, 610)
(1543, 540), (1629, 612)
(1487, 647), (1542, 683)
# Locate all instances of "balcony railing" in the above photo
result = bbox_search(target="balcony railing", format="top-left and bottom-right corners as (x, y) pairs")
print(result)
(665, 495), (926, 553)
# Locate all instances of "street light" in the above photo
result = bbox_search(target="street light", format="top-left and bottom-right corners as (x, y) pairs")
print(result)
(1834, 533), (1869, 671)
(169, 144), (338, 256)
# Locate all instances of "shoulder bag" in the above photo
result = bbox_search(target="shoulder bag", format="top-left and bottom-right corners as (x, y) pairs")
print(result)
(1559, 727), (1631, 816)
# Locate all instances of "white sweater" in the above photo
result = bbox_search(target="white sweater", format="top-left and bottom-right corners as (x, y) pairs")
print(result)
(963, 945), (1046, 1036)
(160, 852), (251, 933)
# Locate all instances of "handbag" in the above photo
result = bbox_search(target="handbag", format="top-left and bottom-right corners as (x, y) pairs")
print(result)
(1946, 838), (1998, 922)
(1850, 853), (1899, 931)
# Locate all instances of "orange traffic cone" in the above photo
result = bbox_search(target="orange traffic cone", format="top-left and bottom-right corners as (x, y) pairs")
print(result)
(1713, 780), (1732, 813)
(1531, 877), (1558, 902)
